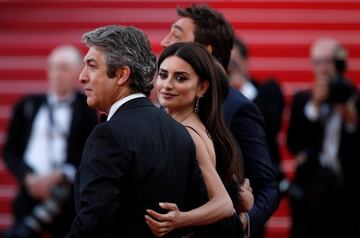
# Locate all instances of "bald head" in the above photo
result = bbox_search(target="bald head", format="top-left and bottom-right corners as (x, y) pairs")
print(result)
(310, 38), (340, 81)
(47, 45), (83, 98)
(48, 45), (83, 67)
(311, 38), (340, 61)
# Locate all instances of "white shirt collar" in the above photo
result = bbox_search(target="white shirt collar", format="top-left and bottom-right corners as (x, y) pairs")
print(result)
(107, 93), (146, 121)
(47, 92), (76, 106)
(240, 80), (258, 101)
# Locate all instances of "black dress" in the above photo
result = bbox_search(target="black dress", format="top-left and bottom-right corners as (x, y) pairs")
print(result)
(184, 126), (244, 238)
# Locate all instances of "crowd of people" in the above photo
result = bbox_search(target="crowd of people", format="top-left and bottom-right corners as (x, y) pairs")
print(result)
(1, 4), (359, 238)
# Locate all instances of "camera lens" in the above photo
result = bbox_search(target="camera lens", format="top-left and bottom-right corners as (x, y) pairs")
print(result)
(6, 184), (70, 238)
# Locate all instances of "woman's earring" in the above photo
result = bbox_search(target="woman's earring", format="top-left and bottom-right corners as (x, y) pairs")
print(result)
(195, 96), (200, 113)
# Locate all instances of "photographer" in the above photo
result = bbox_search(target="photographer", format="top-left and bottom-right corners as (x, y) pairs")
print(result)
(2, 45), (98, 238)
(287, 38), (360, 238)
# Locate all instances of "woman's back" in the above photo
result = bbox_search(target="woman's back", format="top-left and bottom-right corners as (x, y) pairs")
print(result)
(183, 120), (244, 238)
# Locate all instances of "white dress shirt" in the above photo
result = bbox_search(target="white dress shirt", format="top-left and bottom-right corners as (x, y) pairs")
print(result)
(239, 80), (258, 101)
(24, 93), (75, 177)
(304, 101), (342, 176)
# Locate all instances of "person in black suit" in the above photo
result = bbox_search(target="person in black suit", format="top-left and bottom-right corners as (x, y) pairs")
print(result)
(228, 36), (286, 238)
(228, 37), (286, 188)
(65, 25), (203, 238)
(287, 38), (360, 238)
(160, 5), (279, 236)
(2, 45), (98, 238)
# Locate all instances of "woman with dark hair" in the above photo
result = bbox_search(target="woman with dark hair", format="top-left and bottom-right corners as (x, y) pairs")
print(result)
(145, 42), (253, 237)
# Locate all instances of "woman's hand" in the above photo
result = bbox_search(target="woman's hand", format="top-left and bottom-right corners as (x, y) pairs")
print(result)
(235, 178), (254, 213)
(145, 202), (184, 237)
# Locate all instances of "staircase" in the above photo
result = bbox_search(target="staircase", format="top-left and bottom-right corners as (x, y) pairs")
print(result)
(1, 1), (360, 237)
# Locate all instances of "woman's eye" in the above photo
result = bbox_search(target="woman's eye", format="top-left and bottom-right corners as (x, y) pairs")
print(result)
(158, 72), (167, 79)
(175, 75), (187, 82)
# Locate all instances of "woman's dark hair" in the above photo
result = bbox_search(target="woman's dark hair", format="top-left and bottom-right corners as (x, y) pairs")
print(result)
(158, 42), (244, 187)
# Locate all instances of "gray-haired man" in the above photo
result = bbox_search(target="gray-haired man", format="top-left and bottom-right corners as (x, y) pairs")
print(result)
(65, 25), (202, 238)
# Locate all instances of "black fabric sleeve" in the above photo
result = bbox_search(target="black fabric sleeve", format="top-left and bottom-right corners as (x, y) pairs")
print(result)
(230, 101), (280, 235)
(2, 98), (34, 182)
(67, 124), (129, 237)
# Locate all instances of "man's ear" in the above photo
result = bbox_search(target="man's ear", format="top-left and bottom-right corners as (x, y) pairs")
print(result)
(206, 45), (213, 54)
(115, 66), (131, 86)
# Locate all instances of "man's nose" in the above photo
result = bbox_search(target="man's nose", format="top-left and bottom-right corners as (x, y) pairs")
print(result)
(78, 67), (87, 84)
(160, 33), (171, 48)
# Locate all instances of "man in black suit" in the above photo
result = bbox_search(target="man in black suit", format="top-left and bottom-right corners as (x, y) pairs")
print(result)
(228, 37), (286, 188)
(65, 25), (202, 238)
(228, 36), (285, 238)
(287, 38), (360, 238)
(2, 45), (98, 238)
(161, 5), (280, 237)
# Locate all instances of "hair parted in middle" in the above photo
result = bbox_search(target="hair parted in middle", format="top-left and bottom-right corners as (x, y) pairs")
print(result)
(158, 42), (244, 187)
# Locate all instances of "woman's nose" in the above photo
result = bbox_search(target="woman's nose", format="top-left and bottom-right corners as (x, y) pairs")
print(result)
(164, 78), (174, 90)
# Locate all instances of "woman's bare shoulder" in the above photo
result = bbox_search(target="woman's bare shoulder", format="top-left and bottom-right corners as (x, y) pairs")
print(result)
(183, 122), (216, 167)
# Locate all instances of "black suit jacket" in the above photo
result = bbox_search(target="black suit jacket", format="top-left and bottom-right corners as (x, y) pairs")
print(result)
(223, 87), (280, 234)
(2, 92), (98, 237)
(252, 79), (285, 179)
(287, 90), (360, 198)
(3, 92), (98, 183)
(66, 97), (203, 238)
(286, 89), (360, 237)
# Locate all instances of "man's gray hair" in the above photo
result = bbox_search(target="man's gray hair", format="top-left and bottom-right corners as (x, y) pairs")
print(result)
(82, 25), (156, 96)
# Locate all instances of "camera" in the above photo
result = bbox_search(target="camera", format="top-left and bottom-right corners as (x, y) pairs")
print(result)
(327, 46), (355, 104)
(327, 74), (355, 104)
(333, 46), (347, 75)
(5, 183), (71, 238)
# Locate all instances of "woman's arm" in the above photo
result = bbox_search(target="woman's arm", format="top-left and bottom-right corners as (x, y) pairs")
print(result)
(145, 128), (234, 235)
